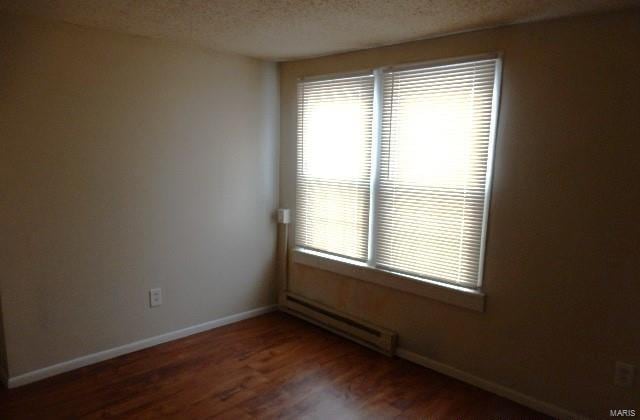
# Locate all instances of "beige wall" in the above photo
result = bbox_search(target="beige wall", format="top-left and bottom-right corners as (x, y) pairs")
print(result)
(280, 12), (640, 418)
(0, 14), (279, 377)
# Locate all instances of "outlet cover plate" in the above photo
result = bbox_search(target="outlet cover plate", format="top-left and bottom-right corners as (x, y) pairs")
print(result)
(149, 288), (162, 307)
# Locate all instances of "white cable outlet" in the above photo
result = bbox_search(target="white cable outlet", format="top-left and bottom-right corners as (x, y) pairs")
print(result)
(149, 288), (162, 308)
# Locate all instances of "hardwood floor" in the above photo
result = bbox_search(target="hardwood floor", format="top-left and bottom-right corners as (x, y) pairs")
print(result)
(0, 311), (549, 419)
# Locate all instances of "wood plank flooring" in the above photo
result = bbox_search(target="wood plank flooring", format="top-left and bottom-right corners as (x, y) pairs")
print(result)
(0, 311), (549, 419)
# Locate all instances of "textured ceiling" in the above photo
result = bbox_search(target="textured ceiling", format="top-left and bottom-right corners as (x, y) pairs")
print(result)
(1, 0), (638, 60)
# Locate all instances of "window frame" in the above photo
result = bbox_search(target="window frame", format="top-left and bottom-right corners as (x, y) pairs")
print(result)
(293, 53), (503, 311)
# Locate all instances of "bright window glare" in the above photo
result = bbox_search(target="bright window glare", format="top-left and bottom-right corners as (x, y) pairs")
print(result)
(303, 101), (369, 180)
(390, 96), (474, 187)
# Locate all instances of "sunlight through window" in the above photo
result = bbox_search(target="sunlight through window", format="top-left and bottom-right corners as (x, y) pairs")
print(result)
(296, 57), (500, 288)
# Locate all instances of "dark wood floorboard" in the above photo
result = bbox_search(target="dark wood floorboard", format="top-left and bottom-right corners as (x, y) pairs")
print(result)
(0, 311), (550, 419)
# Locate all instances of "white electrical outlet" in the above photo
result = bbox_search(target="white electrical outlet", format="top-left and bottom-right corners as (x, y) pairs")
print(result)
(149, 288), (162, 308)
(614, 361), (635, 388)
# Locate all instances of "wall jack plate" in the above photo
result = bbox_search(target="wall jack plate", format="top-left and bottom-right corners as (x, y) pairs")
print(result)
(149, 288), (162, 308)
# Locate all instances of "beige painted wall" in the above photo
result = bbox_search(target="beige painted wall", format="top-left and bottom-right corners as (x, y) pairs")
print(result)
(0, 14), (279, 377)
(280, 12), (640, 418)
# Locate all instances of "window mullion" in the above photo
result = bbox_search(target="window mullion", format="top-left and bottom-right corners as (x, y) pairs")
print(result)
(367, 68), (384, 267)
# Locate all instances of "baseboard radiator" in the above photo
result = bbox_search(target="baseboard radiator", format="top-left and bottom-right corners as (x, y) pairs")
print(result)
(280, 292), (397, 356)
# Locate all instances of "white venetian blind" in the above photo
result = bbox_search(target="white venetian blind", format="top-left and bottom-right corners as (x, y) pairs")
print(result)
(376, 58), (498, 287)
(295, 73), (374, 260)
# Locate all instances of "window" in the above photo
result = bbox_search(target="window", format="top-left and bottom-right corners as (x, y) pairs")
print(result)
(295, 55), (501, 290)
(295, 73), (374, 260)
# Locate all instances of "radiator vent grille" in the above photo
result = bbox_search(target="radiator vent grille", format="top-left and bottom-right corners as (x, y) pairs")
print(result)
(282, 292), (397, 356)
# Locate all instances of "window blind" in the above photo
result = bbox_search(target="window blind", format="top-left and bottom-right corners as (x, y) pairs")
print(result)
(376, 58), (498, 287)
(295, 73), (375, 260)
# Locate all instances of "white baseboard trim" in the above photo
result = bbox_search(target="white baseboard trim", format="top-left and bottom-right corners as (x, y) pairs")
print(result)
(396, 348), (586, 420)
(7, 305), (276, 389)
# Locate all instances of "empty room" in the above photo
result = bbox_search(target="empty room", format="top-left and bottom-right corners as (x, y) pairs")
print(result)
(1, 1), (638, 419)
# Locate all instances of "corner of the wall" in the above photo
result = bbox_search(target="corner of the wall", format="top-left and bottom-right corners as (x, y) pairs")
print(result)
(0, 291), (10, 387)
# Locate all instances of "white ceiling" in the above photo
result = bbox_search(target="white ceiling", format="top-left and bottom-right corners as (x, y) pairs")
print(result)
(1, 0), (638, 61)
